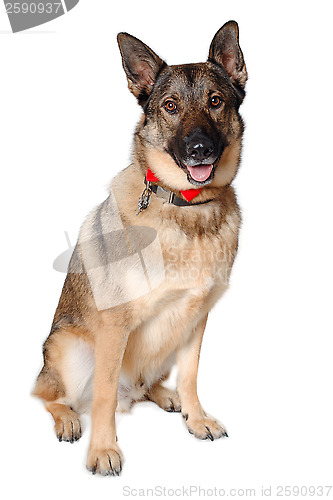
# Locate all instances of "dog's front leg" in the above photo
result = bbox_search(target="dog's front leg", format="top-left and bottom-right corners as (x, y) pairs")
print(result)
(86, 313), (129, 476)
(177, 315), (228, 441)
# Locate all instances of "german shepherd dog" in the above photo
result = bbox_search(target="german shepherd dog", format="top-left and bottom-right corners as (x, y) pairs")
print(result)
(34, 21), (247, 475)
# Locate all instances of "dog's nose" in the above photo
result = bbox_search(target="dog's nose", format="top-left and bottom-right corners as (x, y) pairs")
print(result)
(187, 134), (214, 163)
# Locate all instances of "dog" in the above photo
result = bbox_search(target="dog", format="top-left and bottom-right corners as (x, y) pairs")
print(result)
(33, 20), (247, 476)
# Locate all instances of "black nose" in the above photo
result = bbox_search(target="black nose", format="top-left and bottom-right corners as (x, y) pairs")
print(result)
(186, 133), (214, 163)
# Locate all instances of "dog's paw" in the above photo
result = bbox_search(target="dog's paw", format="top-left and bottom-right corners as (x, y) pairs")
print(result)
(162, 391), (182, 413)
(86, 446), (122, 476)
(148, 386), (181, 413)
(185, 414), (228, 441)
(54, 410), (82, 443)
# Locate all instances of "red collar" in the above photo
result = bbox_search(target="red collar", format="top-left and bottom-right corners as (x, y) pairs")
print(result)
(146, 167), (202, 202)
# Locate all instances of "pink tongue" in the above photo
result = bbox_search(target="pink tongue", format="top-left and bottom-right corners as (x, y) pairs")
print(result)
(187, 164), (213, 182)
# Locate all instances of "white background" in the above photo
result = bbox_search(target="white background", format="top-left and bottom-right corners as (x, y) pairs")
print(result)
(1, 0), (332, 498)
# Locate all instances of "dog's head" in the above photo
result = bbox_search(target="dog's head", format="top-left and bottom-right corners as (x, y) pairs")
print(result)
(117, 22), (247, 190)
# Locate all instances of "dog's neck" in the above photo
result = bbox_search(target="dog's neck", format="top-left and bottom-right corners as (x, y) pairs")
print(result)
(136, 167), (219, 215)
(146, 167), (202, 202)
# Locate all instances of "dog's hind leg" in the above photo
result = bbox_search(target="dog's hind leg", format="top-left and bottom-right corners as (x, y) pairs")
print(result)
(147, 382), (181, 413)
(44, 401), (82, 443)
(33, 329), (94, 443)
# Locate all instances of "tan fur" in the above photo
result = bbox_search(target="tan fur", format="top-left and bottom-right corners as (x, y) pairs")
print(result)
(33, 23), (246, 475)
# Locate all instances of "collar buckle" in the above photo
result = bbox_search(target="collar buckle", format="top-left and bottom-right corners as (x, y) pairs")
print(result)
(155, 185), (175, 204)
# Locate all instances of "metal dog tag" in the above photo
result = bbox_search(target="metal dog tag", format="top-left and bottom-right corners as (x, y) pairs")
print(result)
(137, 183), (152, 215)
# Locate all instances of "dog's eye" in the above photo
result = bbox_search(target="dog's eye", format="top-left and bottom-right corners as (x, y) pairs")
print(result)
(164, 100), (177, 113)
(210, 96), (222, 108)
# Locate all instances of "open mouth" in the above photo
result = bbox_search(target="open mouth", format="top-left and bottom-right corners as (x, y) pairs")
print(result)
(169, 151), (218, 186)
(183, 163), (215, 186)
(186, 164), (213, 183)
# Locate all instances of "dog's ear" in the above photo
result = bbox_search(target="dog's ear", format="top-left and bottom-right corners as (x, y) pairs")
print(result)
(117, 33), (166, 105)
(208, 21), (247, 88)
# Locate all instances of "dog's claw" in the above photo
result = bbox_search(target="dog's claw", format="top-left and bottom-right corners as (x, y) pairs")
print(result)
(205, 426), (214, 441)
(89, 466), (97, 475)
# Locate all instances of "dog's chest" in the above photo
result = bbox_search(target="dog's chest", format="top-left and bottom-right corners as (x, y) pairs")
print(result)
(160, 216), (237, 287)
(125, 274), (220, 384)
(131, 222), (236, 329)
